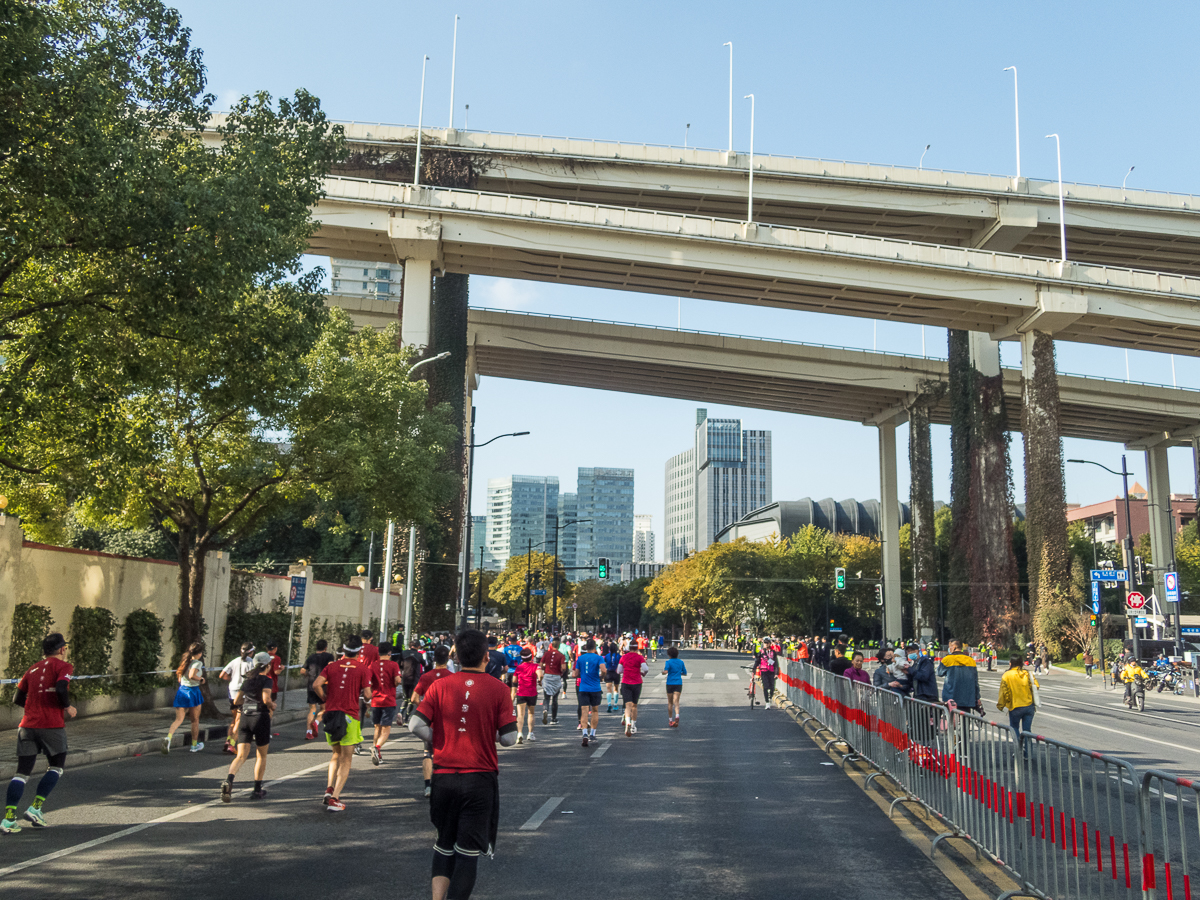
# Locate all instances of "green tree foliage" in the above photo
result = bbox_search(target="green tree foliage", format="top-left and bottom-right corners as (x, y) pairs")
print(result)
(488, 551), (574, 626)
(3, 603), (54, 698)
(67, 606), (118, 698)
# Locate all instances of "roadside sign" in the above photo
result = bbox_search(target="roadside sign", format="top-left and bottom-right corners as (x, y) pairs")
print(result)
(1166, 571), (1181, 605)
(289, 575), (307, 608)
(1126, 591), (1147, 610)
(531, 589), (547, 596)
(1091, 581), (1101, 614)
(1092, 569), (1129, 583)
(1135, 616), (1149, 628)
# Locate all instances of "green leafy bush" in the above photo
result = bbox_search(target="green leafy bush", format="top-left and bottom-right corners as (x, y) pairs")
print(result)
(122, 608), (169, 694)
(68, 607), (118, 699)
(221, 599), (298, 663)
(3, 603), (54, 700)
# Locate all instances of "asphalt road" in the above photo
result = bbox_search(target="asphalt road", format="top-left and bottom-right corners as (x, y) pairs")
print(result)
(0, 650), (969, 900)
(974, 665), (1200, 775)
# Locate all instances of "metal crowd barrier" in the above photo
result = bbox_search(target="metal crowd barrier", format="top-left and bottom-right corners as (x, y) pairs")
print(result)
(780, 658), (1162, 900)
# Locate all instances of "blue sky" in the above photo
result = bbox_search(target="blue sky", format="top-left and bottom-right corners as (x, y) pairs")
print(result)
(174, 0), (1200, 557)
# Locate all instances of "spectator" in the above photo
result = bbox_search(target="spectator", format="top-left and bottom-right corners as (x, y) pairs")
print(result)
(1083, 648), (1094, 679)
(829, 645), (853, 678)
(937, 639), (982, 713)
(845, 651), (871, 685)
(873, 649), (903, 692)
(907, 644), (938, 703)
(996, 655), (1039, 736)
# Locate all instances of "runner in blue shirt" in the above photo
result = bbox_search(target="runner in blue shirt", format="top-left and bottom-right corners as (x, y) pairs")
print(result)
(503, 635), (523, 708)
(602, 643), (622, 712)
(662, 645), (687, 727)
(572, 640), (604, 748)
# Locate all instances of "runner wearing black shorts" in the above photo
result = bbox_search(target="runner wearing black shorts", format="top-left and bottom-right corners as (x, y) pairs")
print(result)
(222, 653), (276, 802)
(304, 640), (335, 741)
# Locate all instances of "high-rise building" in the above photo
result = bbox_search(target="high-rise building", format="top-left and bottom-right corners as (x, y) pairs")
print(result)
(633, 514), (655, 563)
(484, 476), (559, 572)
(574, 468), (635, 576)
(469, 516), (489, 570)
(328, 257), (400, 299)
(664, 408), (772, 562)
(557, 492), (579, 576)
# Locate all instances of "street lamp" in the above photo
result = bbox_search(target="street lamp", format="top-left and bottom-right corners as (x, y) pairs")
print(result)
(548, 515), (591, 632)
(1122, 165), (1135, 192)
(414, 54), (430, 186)
(1068, 456), (1137, 663)
(1045, 133), (1067, 264)
(744, 93), (755, 224)
(919, 144), (931, 170)
(1003, 66), (1020, 177)
(458, 421), (530, 631)
(722, 42), (733, 152)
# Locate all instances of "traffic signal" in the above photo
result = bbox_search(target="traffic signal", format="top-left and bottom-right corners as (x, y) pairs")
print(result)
(1134, 556), (1144, 585)
(1089, 614), (1099, 628)
(598, 558), (609, 579)
(875, 584), (884, 606)
(835, 567), (846, 590)
(532, 571), (542, 587)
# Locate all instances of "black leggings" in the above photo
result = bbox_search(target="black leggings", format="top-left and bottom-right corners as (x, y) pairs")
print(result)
(543, 691), (558, 719)
(760, 672), (776, 702)
(432, 850), (478, 900)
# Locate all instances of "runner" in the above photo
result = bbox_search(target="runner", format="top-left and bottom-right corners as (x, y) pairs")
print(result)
(303, 639), (335, 740)
(754, 641), (777, 707)
(370, 641), (402, 766)
(360, 630), (381, 665)
(400, 639), (426, 721)
(572, 639), (604, 747)
(311, 635), (376, 812)
(539, 638), (566, 726)
(221, 652), (275, 802)
(266, 641), (284, 701)
(408, 630), (518, 900)
(662, 645), (687, 726)
(513, 648), (540, 744)
(411, 644), (453, 797)
(502, 634), (522, 708)
(484, 635), (508, 680)
(602, 642), (621, 712)
(218, 642), (256, 755)
(162, 641), (206, 754)
(618, 640), (648, 736)
(3, 633), (76, 833)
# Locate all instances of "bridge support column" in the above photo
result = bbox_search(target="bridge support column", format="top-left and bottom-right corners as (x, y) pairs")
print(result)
(878, 419), (903, 641)
(402, 258), (434, 349)
(907, 382), (947, 642)
(1145, 442), (1173, 632)
(1021, 330), (1070, 651)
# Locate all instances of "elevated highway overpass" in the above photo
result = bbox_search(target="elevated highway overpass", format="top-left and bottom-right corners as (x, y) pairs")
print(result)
(313, 179), (1200, 356)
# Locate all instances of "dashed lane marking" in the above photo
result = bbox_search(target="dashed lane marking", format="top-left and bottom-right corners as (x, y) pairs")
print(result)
(590, 741), (612, 759)
(704, 673), (716, 680)
(728, 673), (741, 680)
(519, 797), (564, 831)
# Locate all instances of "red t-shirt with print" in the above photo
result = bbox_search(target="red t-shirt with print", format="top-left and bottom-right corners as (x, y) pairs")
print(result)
(18, 657), (74, 729)
(319, 656), (375, 715)
(415, 671), (517, 773)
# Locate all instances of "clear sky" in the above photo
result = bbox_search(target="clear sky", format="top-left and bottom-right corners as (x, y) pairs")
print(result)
(173, 0), (1200, 559)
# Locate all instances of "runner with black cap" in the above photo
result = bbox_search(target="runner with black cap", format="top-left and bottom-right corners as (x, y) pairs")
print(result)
(221, 651), (276, 802)
(311, 634), (376, 812)
(3, 633), (75, 833)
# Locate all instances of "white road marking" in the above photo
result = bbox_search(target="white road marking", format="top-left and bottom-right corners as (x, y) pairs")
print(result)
(1033, 710), (1200, 756)
(728, 673), (741, 680)
(591, 741), (612, 759)
(704, 673), (715, 680)
(0, 760), (330, 879)
(519, 796), (564, 831)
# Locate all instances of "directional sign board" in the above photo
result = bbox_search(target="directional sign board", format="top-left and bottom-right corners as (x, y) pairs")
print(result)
(1166, 571), (1181, 605)
(289, 575), (307, 608)
(1091, 580), (1101, 614)
(1092, 569), (1129, 582)
(531, 589), (547, 596)
(1126, 591), (1147, 610)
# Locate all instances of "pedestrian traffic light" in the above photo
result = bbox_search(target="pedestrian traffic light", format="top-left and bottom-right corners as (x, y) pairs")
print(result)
(875, 584), (883, 606)
(598, 558), (609, 579)
(835, 567), (846, 590)
(1089, 614), (1099, 627)
(1134, 556), (1144, 585)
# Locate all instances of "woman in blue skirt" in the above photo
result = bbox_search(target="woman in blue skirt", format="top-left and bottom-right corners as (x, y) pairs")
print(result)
(163, 642), (207, 754)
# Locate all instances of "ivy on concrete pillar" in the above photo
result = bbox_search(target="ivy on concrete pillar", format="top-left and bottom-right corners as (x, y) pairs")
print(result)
(1021, 331), (1071, 656)
(907, 380), (947, 639)
(947, 330), (974, 641)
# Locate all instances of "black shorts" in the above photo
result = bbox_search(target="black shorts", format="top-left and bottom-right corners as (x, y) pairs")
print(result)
(430, 771), (500, 858)
(516, 695), (537, 706)
(620, 683), (643, 705)
(237, 713), (272, 747)
(307, 689), (323, 706)
(371, 706), (398, 727)
(16, 727), (67, 759)
(402, 682), (417, 700)
(666, 684), (682, 695)
(505, 672), (516, 687)
(603, 675), (618, 685)
(578, 691), (602, 707)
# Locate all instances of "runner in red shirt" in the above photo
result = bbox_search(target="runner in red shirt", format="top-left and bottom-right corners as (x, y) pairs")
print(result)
(538, 642), (566, 726)
(312, 635), (376, 812)
(409, 630), (517, 900)
(618, 644), (648, 736)
(360, 630), (381, 666)
(266, 641), (285, 700)
(412, 644), (452, 797)
(4, 633), (76, 833)
(370, 641), (402, 766)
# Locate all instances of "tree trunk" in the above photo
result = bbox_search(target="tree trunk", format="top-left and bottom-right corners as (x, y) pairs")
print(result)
(176, 529), (224, 718)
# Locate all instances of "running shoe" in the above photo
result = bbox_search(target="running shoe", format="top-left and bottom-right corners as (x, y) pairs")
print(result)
(0, 818), (21, 835)
(630, 723), (637, 735)
(221, 781), (233, 803)
(160, 737), (171, 755)
(326, 798), (346, 812)
(576, 722), (583, 731)
(424, 785), (432, 798)
(305, 729), (316, 741)
(526, 732), (537, 742)
(371, 746), (382, 766)
(516, 734), (525, 745)
(23, 807), (46, 827)
(624, 723), (632, 737)
(582, 734), (589, 748)
(222, 742), (236, 755)
(352, 744), (365, 756)
(323, 788), (334, 806)
(542, 710), (548, 725)
(190, 741), (205, 753)
(251, 789), (267, 800)
(550, 718), (558, 725)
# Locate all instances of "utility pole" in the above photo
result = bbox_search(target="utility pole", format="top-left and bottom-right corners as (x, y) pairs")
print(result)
(524, 538), (532, 627)
(475, 545), (484, 629)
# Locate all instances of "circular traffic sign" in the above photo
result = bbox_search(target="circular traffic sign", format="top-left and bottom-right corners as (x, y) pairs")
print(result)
(1126, 591), (1146, 610)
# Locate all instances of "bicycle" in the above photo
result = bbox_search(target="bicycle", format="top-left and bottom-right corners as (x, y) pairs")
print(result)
(742, 664), (758, 707)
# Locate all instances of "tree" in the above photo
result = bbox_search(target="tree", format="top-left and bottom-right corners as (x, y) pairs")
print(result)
(488, 551), (573, 626)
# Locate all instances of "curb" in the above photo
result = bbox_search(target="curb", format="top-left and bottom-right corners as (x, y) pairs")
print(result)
(0, 709), (309, 779)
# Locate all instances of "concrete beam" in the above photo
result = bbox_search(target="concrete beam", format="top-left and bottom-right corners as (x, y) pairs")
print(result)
(992, 288), (1089, 341)
(971, 204), (1038, 253)
(878, 422), (903, 640)
(401, 259), (433, 349)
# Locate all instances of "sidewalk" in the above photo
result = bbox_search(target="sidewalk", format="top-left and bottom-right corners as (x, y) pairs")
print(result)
(0, 688), (311, 778)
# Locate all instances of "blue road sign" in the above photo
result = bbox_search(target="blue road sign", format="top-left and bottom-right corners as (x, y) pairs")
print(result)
(1135, 616), (1149, 629)
(531, 589), (547, 596)
(1091, 569), (1129, 582)
(1166, 571), (1181, 605)
(1091, 580), (1101, 614)
(289, 575), (307, 608)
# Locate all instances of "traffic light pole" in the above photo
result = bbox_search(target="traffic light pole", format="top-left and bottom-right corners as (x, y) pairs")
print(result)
(524, 539), (531, 627)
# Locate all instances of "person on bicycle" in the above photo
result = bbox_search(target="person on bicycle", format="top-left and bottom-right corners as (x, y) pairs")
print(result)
(754, 642), (777, 707)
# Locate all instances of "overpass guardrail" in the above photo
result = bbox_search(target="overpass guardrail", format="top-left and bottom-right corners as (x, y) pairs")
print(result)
(780, 657), (1180, 900)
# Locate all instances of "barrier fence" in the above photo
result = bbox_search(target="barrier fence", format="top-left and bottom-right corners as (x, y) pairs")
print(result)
(780, 658), (1166, 900)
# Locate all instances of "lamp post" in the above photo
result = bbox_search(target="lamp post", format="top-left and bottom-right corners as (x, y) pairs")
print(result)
(1003, 66), (1020, 177)
(744, 93), (755, 224)
(448, 15), (459, 129)
(458, 423), (530, 631)
(1046, 133), (1067, 263)
(919, 144), (930, 170)
(1122, 165), (1135, 192)
(722, 42), (733, 153)
(414, 54), (430, 186)
(1069, 456), (1137, 664)
(548, 515), (590, 632)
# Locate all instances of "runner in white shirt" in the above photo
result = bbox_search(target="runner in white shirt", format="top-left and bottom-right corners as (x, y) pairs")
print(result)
(218, 643), (255, 755)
